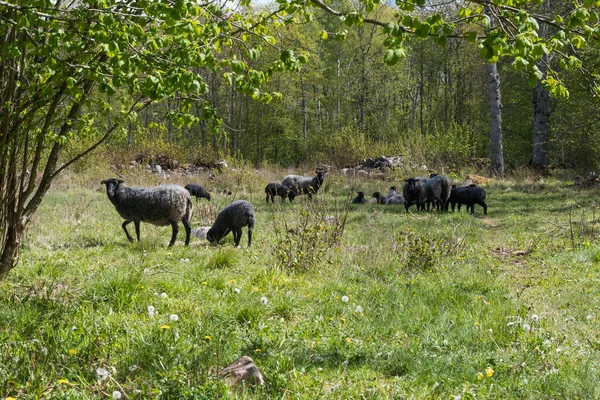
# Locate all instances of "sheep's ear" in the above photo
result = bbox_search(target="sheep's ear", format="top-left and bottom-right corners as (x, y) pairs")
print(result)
(118, 179), (124, 184)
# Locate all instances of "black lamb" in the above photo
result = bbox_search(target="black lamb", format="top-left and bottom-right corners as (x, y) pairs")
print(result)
(184, 183), (211, 203)
(265, 183), (297, 203)
(450, 184), (488, 214)
(101, 178), (193, 247)
(207, 200), (255, 246)
(403, 177), (427, 211)
(282, 171), (325, 200)
(352, 191), (366, 204)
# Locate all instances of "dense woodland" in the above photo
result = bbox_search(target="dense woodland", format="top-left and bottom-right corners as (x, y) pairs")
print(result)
(108, 1), (600, 171)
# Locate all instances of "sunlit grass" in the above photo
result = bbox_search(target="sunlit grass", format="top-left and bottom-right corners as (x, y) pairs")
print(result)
(2, 168), (600, 398)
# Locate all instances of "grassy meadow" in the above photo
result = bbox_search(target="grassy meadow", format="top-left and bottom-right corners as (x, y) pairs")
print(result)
(2, 164), (600, 399)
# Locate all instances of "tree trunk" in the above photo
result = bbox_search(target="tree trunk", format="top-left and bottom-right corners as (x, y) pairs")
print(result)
(487, 62), (504, 176)
(485, 5), (504, 176)
(532, 57), (550, 170)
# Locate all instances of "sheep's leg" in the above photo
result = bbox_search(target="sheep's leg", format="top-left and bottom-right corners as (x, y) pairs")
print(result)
(122, 221), (135, 243)
(232, 228), (241, 246)
(480, 202), (488, 215)
(266, 193), (269, 203)
(182, 218), (191, 246)
(168, 221), (179, 247)
(134, 221), (141, 242)
(247, 226), (253, 246)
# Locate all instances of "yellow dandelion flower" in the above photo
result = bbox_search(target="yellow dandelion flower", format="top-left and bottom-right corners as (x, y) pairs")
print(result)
(6, 397), (17, 400)
(204, 335), (212, 341)
(340, 317), (346, 323)
(254, 348), (262, 352)
(329, 318), (334, 321)
(229, 279), (236, 283)
(476, 372), (484, 380)
(345, 337), (353, 343)
(58, 378), (70, 384)
(160, 325), (171, 330)
(485, 367), (494, 377)
(474, 322), (480, 327)
(201, 281), (208, 285)
(68, 349), (77, 355)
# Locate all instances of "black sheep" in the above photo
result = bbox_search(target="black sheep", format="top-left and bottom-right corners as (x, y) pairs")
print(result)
(403, 177), (427, 211)
(265, 183), (297, 203)
(184, 183), (211, 203)
(450, 184), (487, 214)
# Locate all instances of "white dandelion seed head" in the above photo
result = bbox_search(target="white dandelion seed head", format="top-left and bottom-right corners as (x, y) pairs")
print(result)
(523, 323), (531, 332)
(355, 305), (363, 313)
(260, 296), (268, 304)
(170, 314), (179, 321)
(96, 367), (109, 380)
(41, 347), (48, 356)
(160, 292), (168, 298)
(531, 314), (539, 322)
(587, 314), (593, 321)
(234, 288), (241, 294)
(112, 391), (122, 399)
(129, 365), (137, 372)
(147, 306), (155, 313)
(341, 296), (349, 303)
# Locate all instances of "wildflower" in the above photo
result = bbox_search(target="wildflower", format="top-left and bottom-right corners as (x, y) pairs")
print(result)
(129, 365), (137, 372)
(160, 325), (170, 330)
(345, 337), (353, 343)
(148, 305), (155, 317)
(6, 397), (17, 400)
(201, 281), (207, 285)
(355, 305), (363, 313)
(476, 372), (484, 380)
(485, 367), (494, 377)
(341, 296), (349, 303)
(340, 317), (346, 323)
(587, 314), (593, 321)
(531, 314), (539, 322)
(58, 379), (70, 384)
(170, 314), (179, 322)
(523, 323), (531, 332)
(204, 335), (212, 341)
(260, 296), (268, 304)
(113, 391), (122, 399)
(160, 292), (167, 298)
(41, 347), (48, 356)
(96, 367), (109, 380)
(254, 348), (262, 352)
(68, 349), (77, 355)
(234, 288), (241, 294)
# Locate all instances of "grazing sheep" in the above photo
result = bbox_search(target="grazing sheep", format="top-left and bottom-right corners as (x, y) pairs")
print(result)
(352, 191), (366, 204)
(425, 174), (452, 211)
(207, 200), (255, 246)
(265, 183), (297, 203)
(184, 183), (211, 203)
(403, 177), (427, 211)
(450, 184), (488, 214)
(101, 178), (192, 247)
(282, 171), (325, 200)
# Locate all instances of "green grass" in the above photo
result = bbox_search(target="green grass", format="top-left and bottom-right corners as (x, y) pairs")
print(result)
(2, 169), (600, 398)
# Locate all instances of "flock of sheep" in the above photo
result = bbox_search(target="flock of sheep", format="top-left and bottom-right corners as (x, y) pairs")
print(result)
(100, 170), (486, 248)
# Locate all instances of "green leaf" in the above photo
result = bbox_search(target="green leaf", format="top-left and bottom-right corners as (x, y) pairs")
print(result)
(436, 35), (447, 47)
(464, 31), (477, 43)
(320, 30), (328, 40)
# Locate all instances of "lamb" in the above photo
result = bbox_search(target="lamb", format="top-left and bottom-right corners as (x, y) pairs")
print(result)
(207, 200), (255, 246)
(425, 174), (452, 211)
(450, 184), (487, 214)
(403, 177), (427, 211)
(352, 191), (366, 204)
(282, 171), (325, 200)
(385, 186), (405, 205)
(184, 183), (211, 203)
(372, 191), (389, 205)
(101, 178), (192, 247)
(265, 183), (297, 203)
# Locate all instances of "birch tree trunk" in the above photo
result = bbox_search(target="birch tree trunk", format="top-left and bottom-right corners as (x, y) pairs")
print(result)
(485, 5), (504, 176)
